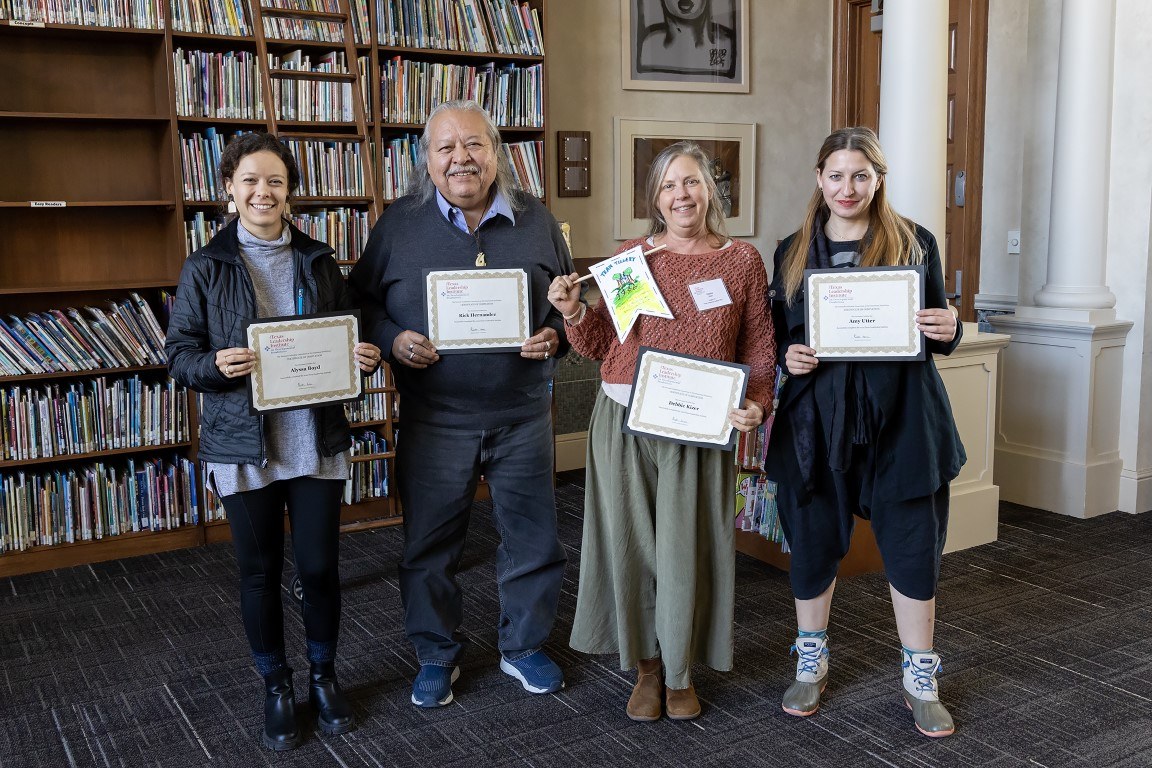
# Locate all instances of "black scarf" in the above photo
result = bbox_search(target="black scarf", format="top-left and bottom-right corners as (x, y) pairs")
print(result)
(790, 213), (874, 489)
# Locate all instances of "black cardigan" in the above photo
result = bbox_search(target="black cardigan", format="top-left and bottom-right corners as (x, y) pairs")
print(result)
(766, 224), (966, 505)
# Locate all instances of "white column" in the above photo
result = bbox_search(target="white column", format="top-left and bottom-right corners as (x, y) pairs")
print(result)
(877, 0), (948, 243)
(1033, 0), (1117, 313)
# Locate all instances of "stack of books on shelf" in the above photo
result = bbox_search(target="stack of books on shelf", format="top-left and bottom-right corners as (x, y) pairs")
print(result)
(185, 211), (226, 255)
(290, 208), (369, 262)
(1, 376), (190, 462)
(381, 133), (419, 200)
(503, 139), (542, 198)
(0, 295), (168, 376)
(0, 0), (163, 27)
(347, 429), (388, 503)
(377, 0), (543, 56)
(734, 472), (784, 545)
(181, 127), (251, 202)
(283, 138), (366, 196)
(1, 455), (199, 553)
(344, 387), (387, 423)
(261, 0), (370, 43)
(173, 49), (266, 121)
(170, 0), (251, 35)
(380, 58), (543, 127)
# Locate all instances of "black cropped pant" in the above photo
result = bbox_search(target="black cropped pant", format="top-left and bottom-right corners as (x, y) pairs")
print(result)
(221, 477), (344, 655)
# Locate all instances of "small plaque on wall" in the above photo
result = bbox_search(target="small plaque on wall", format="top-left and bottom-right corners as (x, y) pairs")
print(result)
(557, 131), (591, 197)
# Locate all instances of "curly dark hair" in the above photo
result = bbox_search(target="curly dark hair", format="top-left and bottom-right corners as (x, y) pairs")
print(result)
(219, 133), (301, 196)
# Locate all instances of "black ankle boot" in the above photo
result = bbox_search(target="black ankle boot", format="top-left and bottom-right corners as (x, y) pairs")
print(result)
(309, 661), (356, 735)
(262, 668), (301, 751)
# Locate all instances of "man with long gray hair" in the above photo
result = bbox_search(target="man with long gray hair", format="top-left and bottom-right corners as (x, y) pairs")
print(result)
(351, 100), (575, 708)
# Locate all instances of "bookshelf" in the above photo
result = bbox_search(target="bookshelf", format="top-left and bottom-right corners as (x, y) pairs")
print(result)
(0, 0), (549, 576)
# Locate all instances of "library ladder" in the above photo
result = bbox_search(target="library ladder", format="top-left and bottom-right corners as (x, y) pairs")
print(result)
(250, 0), (378, 220)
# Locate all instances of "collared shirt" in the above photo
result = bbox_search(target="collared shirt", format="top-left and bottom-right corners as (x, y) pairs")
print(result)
(436, 188), (516, 233)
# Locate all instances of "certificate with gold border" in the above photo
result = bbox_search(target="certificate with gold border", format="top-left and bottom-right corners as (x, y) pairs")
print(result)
(424, 268), (531, 353)
(804, 265), (926, 361)
(623, 347), (749, 450)
(245, 311), (361, 414)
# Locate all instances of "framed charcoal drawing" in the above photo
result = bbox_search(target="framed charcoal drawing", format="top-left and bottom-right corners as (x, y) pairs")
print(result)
(614, 117), (756, 239)
(621, 0), (750, 93)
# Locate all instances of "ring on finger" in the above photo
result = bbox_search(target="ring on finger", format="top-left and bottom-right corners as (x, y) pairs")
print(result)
(409, 351), (415, 361)
(544, 351), (549, 360)
(408, 342), (414, 352)
(226, 365), (232, 375)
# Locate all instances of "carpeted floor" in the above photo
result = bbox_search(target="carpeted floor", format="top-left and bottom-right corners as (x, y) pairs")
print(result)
(1, 470), (1151, 768)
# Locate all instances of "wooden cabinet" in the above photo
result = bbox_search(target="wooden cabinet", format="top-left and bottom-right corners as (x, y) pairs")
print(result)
(0, 0), (547, 576)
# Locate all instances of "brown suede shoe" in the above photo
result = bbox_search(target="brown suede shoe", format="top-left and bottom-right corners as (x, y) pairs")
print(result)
(665, 684), (701, 720)
(626, 658), (663, 721)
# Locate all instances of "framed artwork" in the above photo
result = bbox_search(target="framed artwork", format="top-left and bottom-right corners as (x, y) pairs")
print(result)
(621, 0), (750, 93)
(614, 117), (756, 239)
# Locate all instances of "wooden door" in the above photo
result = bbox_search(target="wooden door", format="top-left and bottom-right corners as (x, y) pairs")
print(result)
(832, 0), (988, 321)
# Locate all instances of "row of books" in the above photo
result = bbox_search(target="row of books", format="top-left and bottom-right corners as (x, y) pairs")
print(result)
(735, 473), (785, 546)
(381, 133), (419, 201)
(735, 419), (770, 472)
(2, 376), (190, 463)
(181, 127), (249, 202)
(170, 0), (250, 35)
(283, 138), (367, 196)
(0, 296), (168, 377)
(344, 388), (390, 423)
(378, 0), (542, 57)
(0, 456), (198, 553)
(502, 140), (542, 199)
(0, 0), (162, 26)
(184, 211), (227, 254)
(290, 207), (370, 262)
(275, 78), (359, 122)
(173, 49), (266, 121)
(380, 58), (543, 127)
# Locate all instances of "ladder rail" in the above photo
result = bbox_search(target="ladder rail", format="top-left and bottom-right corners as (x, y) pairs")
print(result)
(248, 0), (378, 221)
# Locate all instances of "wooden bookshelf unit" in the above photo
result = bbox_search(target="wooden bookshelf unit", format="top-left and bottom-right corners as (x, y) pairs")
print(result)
(0, 0), (548, 576)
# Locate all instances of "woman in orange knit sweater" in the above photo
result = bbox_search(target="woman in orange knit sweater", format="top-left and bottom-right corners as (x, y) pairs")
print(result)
(547, 141), (775, 721)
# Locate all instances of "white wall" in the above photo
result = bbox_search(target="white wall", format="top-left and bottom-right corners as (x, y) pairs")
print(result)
(1106, 0), (1152, 513)
(979, 0), (1152, 513)
(544, 0), (833, 269)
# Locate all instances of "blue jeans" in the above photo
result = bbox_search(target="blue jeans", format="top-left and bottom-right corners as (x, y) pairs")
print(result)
(396, 413), (566, 665)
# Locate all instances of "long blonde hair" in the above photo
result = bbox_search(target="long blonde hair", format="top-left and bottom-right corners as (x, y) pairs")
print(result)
(781, 126), (922, 304)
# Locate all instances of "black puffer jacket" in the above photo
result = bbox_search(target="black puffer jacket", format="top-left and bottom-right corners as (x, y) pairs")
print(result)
(166, 218), (354, 464)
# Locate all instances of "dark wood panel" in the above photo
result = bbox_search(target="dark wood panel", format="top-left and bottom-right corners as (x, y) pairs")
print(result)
(0, 32), (166, 115)
(0, 208), (182, 290)
(0, 122), (174, 201)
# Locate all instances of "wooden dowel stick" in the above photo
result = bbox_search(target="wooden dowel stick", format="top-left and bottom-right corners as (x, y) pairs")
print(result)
(573, 244), (667, 283)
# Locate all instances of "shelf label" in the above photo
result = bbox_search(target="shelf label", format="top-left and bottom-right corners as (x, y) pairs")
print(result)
(9, 19), (46, 27)
(30, 201), (67, 208)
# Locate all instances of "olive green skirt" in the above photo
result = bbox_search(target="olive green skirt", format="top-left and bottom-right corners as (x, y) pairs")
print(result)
(569, 391), (736, 689)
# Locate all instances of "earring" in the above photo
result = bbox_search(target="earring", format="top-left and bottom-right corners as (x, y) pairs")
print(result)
(227, 195), (237, 214)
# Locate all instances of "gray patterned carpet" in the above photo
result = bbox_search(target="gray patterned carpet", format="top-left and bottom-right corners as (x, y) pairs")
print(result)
(1, 471), (1151, 768)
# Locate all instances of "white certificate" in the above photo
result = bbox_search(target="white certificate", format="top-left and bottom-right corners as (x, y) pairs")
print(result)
(805, 265), (926, 361)
(623, 347), (749, 450)
(245, 311), (362, 413)
(424, 268), (531, 352)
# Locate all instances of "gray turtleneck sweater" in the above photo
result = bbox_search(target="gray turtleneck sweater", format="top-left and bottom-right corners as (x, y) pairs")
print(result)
(207, 223), (349, 497)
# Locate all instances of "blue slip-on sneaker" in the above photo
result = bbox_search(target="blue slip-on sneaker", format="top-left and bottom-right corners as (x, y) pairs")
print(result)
(411, 664), (461, 708)
(500, 650), (564, 694)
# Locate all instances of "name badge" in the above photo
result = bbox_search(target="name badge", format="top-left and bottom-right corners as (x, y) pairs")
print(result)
(689, 278), (732, 311)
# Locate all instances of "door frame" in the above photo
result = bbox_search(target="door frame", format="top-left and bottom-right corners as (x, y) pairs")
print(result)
(831, 0), (990, 321)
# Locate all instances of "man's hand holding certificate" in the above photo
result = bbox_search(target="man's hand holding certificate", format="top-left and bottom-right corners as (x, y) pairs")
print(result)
(805, 265), (927, 361)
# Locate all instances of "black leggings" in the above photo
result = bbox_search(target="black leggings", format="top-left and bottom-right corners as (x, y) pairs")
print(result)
(222, 477), (344, 655)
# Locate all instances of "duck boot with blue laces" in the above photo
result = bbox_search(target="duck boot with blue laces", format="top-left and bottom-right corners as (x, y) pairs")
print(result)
(781, 635), (829, 717)
(901, 649), (955, 737)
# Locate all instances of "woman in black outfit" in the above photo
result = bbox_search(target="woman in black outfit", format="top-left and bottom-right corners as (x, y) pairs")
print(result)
(166, 133), (381, 750)
(767, 126), (965, 738)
